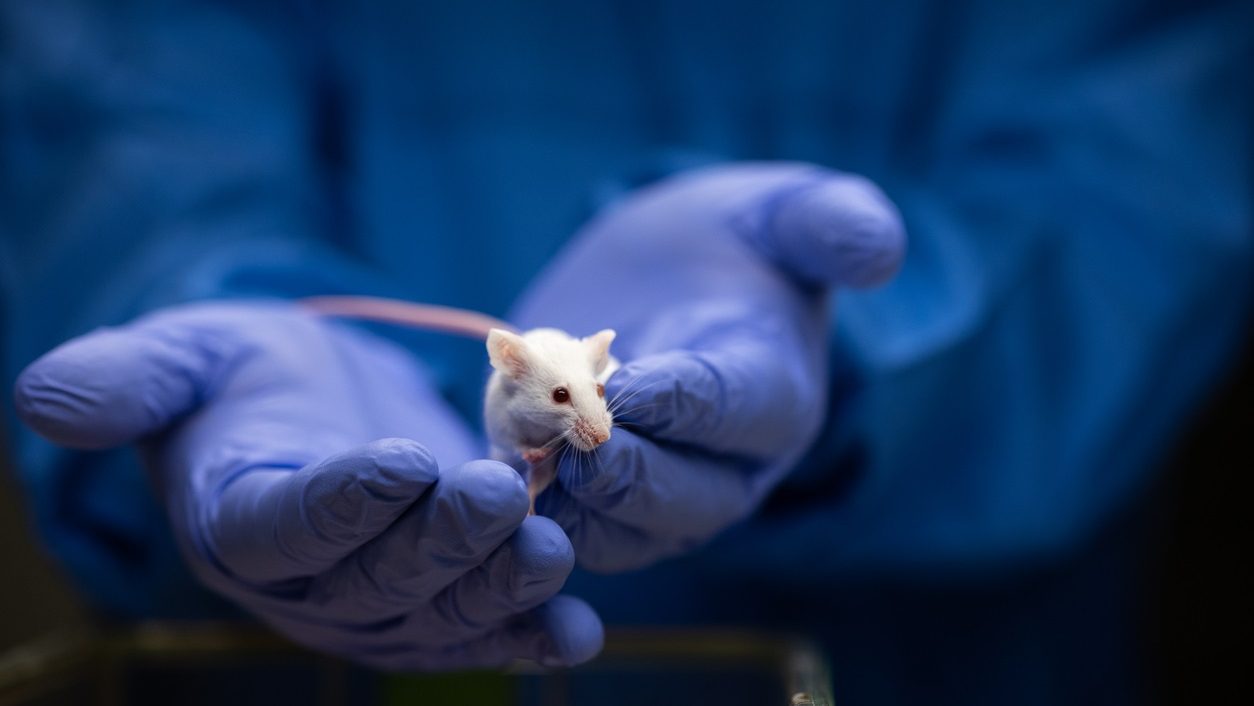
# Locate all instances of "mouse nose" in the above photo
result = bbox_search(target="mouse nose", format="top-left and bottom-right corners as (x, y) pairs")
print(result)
(575, 419), (611, 448)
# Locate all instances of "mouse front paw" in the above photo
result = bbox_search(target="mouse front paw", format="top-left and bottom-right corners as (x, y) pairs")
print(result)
(521, 447), (551, 465)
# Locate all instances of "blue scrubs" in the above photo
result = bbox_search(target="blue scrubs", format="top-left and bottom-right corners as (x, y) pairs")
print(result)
(2, 1), (1250, 703)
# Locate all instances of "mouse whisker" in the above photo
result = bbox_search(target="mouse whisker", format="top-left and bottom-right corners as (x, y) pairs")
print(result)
(555, 443), (572, 486)
(568, 452), (580, 489)
(611, 419), (648, 430)
(551, 459), (581, 525)
(604, 374), (657, 409)
(578, 449), (595, 487)
(589, 447), (608, 484)
(537, 430), (570, 452)
(607, 378), (666, 416)
(607, 374), (662, 403)
(606, 401), (666, 420)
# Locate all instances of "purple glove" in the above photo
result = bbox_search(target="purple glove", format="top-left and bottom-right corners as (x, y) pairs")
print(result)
(515, 162), (906, 571)
(15, 302), (602, 670)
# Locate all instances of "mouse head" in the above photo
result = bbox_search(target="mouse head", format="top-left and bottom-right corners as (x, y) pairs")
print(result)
(488, 327), (616, 451)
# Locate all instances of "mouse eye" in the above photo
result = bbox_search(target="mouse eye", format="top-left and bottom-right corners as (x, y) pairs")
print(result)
(596, 383), (605, 398)
(552, 387), (570, 404)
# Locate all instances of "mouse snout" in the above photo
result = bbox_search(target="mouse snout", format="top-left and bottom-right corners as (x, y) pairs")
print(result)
(573, 418), (611, 449)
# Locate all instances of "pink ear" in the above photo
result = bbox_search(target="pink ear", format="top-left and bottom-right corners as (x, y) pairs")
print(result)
(583, 329), (616, 375)
(487, 329), (531, 378)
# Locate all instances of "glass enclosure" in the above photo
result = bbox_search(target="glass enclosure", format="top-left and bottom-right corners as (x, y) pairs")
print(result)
(0, 624), (833, 706)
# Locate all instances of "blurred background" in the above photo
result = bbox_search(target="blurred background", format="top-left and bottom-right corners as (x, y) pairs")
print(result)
(0, 438), (87, 649)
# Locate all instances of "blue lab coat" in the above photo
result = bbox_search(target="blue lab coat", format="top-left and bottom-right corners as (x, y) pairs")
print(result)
(1, 1), (1250, 703)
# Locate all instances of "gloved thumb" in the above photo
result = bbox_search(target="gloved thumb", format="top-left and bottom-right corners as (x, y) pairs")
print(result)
(14, 316), (235, 450)
(733, 168), (906, 289)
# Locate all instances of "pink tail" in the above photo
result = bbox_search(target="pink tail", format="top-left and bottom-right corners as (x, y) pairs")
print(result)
(300, 295), (517, 340)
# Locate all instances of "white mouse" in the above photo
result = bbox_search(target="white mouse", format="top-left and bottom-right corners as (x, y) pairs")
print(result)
(485, 327), (619, 511)
(301, 296), (620, 512)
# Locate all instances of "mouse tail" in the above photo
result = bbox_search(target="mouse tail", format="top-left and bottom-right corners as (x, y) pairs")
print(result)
(300, 295), (518, 340)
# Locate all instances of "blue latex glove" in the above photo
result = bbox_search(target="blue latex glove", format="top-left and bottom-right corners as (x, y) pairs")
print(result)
(14, 302), (603, 670)
(515, 162), (906, 571)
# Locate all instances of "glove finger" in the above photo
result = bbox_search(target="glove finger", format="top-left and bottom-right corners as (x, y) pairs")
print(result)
(529, 594), (605, 667)
(207, 438), (439, 584)
(14, 318), (234, 450)
(605, 346), (823, 459)
(305, 460), (531, 620)
(727, 166), (906, 288)
(252, 517), (572, 652)
(357, 595), (604, 672)
(536, 485), (663, 573)
(412, 515), (575, 639)
(550, 430), (757, 555)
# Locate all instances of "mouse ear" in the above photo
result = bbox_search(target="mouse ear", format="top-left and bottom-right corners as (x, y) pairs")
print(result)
(583, 329), (616, 375)
(487, 329), (532, 378)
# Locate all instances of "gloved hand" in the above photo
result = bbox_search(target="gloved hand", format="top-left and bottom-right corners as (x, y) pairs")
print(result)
(15, 302), (602, 670)
(515, 162), (906, 572)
